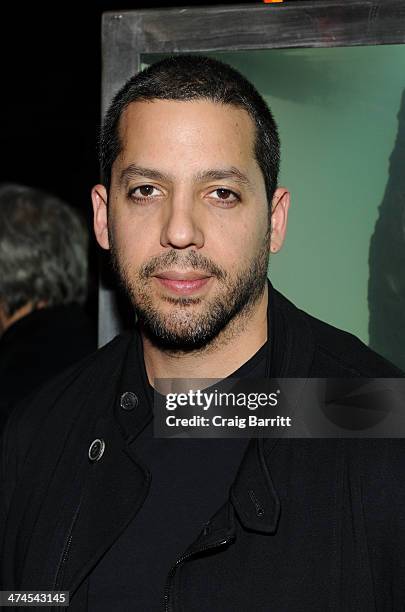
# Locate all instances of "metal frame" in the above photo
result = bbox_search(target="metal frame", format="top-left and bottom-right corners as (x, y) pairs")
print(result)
(100, 0), (405, 345)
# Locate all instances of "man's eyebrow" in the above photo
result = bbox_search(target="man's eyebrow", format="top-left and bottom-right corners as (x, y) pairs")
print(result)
(195, 167), (252, 189)
(119, 165), (170, 188)
(118, 164), (252, 189)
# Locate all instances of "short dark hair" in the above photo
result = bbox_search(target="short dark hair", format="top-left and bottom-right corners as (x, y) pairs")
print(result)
(0, 184), (89, 317)
(99, 55), (280, 206)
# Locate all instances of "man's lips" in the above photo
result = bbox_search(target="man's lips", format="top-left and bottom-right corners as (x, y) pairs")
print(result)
(155, 270), (211, 281)
(153, 271), (213, 295)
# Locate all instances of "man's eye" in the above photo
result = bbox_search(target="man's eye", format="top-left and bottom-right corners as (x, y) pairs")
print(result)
(208, 188), (239, 205)
(129, 185), (162, 200)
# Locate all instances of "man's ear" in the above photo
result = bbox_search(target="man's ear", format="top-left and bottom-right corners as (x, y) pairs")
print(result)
(269, 187), (290, 254)
(91, 184), (110, 250)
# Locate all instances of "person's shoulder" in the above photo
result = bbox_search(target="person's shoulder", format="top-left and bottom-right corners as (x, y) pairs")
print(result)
(271, 285), (403, 377)
(301, 309), (404, 377)
(16, 330), (131, 406)
(1, 331), (133, 470)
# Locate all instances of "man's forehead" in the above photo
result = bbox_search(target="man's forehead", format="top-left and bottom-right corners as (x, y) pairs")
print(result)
(116, 98), (257, 172)
(118, 98), (255, 140)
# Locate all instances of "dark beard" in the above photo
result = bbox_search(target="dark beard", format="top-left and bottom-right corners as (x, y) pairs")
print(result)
(109, 231), (270, 353)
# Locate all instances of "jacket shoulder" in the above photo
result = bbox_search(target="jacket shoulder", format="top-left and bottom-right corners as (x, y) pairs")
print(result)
(301, 309), (404, 377)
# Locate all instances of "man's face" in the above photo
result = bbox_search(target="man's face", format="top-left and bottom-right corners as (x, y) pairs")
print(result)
(93, 99), (287, 351)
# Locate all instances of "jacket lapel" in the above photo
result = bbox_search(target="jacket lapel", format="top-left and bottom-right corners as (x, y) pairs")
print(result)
(60, 333), (152, 596)
(60, 411), (151, 595)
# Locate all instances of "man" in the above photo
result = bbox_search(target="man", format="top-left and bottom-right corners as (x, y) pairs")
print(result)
(1, 56), (404, 611)
(0, 184), (96, 429)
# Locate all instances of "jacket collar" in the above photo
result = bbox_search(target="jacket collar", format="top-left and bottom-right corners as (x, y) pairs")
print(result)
(230, 280), (315, 534)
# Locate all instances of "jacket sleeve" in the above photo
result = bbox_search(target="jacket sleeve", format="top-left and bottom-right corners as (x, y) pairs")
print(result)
(0, 376), (69, 588)
(0, 408), (20, 588)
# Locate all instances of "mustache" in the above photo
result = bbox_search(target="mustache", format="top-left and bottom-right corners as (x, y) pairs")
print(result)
(139, 250), (227, 281)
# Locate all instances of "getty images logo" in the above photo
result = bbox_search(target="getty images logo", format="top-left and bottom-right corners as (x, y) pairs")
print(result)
(165, 388), (281, 411)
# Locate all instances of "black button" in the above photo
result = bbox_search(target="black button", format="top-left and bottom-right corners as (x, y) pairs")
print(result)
(120, 391), (138, 411)
(88, 438), (105, 462)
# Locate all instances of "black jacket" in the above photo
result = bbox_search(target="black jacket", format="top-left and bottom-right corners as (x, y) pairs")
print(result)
(1, 283), (404, 611)
(0, 304), (97, 431)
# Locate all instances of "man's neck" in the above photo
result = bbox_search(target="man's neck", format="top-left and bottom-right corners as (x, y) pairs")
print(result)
(141, 286), (268, 384)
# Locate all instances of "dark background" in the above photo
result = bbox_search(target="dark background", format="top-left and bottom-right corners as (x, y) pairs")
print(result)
(0, 1), (311, 219)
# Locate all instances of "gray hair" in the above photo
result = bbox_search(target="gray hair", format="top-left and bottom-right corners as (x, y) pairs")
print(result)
(0, 184), (89, 317)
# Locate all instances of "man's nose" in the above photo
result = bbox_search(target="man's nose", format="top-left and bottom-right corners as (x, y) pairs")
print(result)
(160, 192), (204, 250)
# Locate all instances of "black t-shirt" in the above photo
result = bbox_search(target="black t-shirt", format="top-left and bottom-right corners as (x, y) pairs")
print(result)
(88, 342), (268, 611)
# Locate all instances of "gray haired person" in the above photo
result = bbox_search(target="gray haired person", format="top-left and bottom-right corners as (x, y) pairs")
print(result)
(0, 184), (96, 428)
